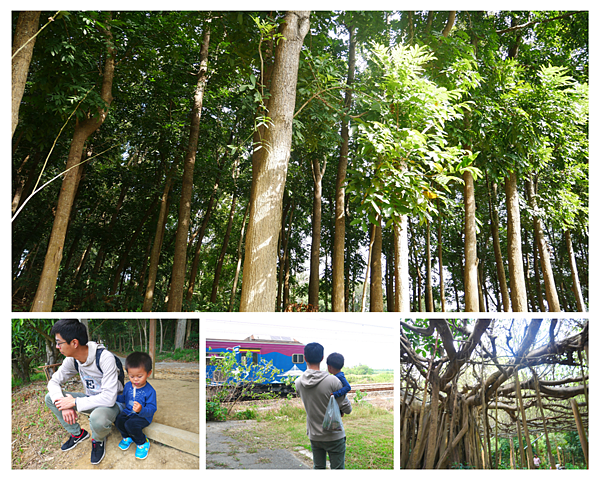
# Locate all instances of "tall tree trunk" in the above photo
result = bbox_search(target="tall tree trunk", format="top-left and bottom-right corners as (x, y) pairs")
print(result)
(505, 171), (528, 311)
(210, 194), (237, 304)
(143, 171), (174, 311)
(332, 24), (356, 312)
(228, 203), (250, 312)
(12, 152), (42, 215)
(12, 11), (41, 137)
(436, 200), (446, 312)
(239, 11), (310, 311)
(463, 170), (479, 311)
(308, 155), (326, 308)
(425, 220), (434, 312)
(185, 180), (219, 304)
(394, 216), (410, 311)
(370, 216), (383, 312)
(487, 175), (510, 311)
(565, 230), (586, 312)
(526, 177), (561, 311)
(159, 319), (164, 353)
(174, 319), (187, 350)
(386, 243), (395, 312)
(441, 11), (456, 37)
(31, 20), (115, 312)
(361, 220), (377, 312)
(167, 27), (210, 312)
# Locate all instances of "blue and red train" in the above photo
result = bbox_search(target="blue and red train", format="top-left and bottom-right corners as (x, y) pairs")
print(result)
(206, 336), (307, 396)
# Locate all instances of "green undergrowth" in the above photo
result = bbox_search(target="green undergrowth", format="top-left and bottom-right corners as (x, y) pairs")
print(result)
(228, 400), (393, 469)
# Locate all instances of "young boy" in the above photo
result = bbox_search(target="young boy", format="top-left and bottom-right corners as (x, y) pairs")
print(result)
(326, 352), (351, 399)
(115, 352), (157, 460)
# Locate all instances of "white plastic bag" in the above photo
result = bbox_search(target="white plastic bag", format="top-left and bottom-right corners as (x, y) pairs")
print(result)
(322, 395), (343, 431)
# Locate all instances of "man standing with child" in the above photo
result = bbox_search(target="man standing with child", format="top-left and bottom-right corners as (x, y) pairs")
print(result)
(295, 342), (352, 469)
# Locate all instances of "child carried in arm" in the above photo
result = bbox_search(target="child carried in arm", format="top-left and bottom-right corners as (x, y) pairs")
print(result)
(115, 352), (157, 460)
(326, 353), (351, 402)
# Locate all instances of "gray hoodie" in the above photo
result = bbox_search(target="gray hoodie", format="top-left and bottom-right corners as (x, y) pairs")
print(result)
(295, 369), (352, 442)
(47, 341), (120, 412)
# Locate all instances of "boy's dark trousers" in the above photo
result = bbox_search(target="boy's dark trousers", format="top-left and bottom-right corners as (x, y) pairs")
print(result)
(115, 412), (151, 445)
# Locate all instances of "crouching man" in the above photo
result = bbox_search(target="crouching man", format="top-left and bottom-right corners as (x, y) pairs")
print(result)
(44, 319), (122, 465)
(295, 342), (352, 469)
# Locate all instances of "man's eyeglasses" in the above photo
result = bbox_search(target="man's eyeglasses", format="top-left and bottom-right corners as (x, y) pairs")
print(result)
(56, 340), (68, 346)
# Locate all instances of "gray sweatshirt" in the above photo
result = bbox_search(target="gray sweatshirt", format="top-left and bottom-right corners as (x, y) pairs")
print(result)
(47, 341), (119, 412)
(295, 368), (352, 442)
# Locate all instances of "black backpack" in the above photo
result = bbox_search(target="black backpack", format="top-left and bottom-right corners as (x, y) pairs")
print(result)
(75, 347), (125, 393)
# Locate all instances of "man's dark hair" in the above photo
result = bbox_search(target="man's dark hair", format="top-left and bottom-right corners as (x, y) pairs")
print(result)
(326, 352), (344, 370)
(304, 342), (324, 364)
(125, 351), (153, 373)
(51, 319), (88, 345)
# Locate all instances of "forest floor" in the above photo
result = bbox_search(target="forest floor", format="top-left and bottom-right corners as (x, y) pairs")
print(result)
(11, 359), (199, 470)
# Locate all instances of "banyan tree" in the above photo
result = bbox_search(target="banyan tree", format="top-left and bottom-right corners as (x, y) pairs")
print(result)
(400, 319), (588, 469)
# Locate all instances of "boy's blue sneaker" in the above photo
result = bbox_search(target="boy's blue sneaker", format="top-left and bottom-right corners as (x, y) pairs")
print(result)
(135, 440), (150, 460)
(118, 437), (134, 451)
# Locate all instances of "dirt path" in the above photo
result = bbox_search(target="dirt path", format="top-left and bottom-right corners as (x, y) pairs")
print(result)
(206, 420), (311, 469)
(12, 361), (199, 469)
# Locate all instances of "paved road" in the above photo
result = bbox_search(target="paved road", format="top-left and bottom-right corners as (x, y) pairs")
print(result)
(206, 420), (311, 470)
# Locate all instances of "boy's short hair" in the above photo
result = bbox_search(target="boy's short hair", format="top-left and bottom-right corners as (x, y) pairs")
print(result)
(327, 352), (344, 370)
(125, 351), (153, 373)
(51, 319), (88, 345)
(304, 342), (324, 364)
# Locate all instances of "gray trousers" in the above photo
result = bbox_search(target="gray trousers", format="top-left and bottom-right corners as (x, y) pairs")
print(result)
(45, 391), (120, 442)
(310, 436), (346, 469)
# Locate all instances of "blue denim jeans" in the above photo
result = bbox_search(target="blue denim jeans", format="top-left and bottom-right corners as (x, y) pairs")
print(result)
(115, 412), (151, 445)
(310, 437), (346, 469)
(45, 391), (120, 441)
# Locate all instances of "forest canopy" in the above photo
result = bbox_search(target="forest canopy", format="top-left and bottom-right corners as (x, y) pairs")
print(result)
(400, 318), (588, 469)
(12, 11), (588, 312)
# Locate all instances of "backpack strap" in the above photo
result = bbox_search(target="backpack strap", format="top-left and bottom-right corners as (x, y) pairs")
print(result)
(74, 348), (105, 373)
(95, 348), (105, 374)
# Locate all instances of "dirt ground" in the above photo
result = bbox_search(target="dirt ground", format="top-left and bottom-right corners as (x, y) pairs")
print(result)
(12, 360), (199, 470)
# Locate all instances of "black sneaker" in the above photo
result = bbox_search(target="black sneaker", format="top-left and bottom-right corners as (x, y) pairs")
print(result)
(91, 439), (106, 465)
(61, 429), (90, 451)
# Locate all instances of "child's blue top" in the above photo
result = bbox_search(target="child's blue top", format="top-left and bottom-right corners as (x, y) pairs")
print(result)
(116, 381), (157, 423)
(332, 371), (351, 398)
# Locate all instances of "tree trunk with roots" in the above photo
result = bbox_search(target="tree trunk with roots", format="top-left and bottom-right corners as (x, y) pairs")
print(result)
(401, 319), (588, 469)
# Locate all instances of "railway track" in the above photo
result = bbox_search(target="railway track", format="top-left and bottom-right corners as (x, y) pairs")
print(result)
(350, 383), (394, 394)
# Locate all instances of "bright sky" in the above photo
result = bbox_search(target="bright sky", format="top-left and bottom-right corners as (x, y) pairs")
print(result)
(202, 315), (397, 370)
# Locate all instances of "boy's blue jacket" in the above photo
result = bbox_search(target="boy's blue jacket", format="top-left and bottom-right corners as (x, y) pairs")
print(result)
(332, 371), (351, 398)
(116, 381), (157, 423)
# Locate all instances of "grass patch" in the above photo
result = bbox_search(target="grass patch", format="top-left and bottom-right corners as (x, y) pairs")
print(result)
(12, 372), (46, 390)
(156, 348), (199, 362)
(345, 372), (394, 384)
(228, 399), (393, 469)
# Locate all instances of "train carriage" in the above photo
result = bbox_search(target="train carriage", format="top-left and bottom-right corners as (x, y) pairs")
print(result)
(206, 335), (307, 397)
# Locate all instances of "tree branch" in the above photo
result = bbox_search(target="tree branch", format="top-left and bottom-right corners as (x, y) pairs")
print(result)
(496, 11), (581, 35)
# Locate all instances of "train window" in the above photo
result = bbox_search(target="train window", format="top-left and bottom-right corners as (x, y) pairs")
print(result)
(240, 351), (258, 365)
(292, 354), (304, 364)
(206, 354), (223, 366)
